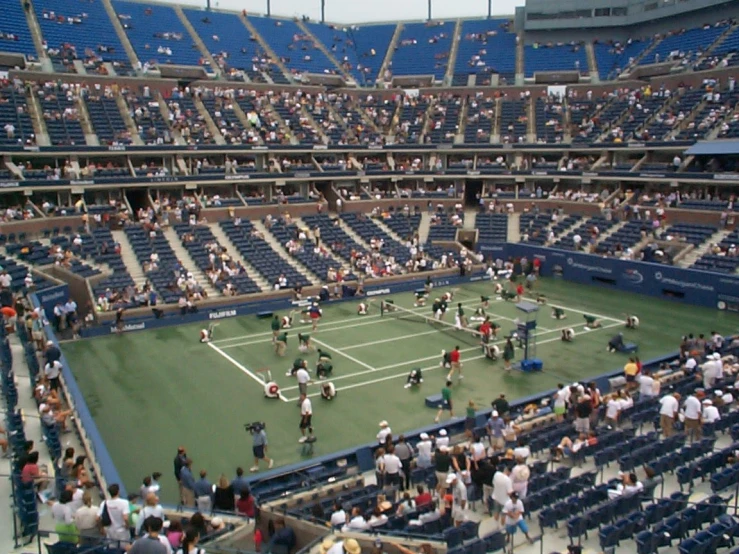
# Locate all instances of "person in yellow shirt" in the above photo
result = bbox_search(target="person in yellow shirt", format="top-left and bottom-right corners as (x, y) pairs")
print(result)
(624, 358), (639, 390)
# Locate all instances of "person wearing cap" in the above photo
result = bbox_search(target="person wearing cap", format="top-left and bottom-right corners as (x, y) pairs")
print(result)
(721, 387), (734, 407)
(702, 399), (721, 424)
(436, 428), (450, 449)
(683, 391), (703, 443)
(502, 491), (534, 543)
(377, 421), (392, 444)
(486, 411), (505, 450)
(326, 538), (361, 554)
(702, 354), (721, 389)
(447, 472), (468, 526)
(416, 433), (433, 468)
(714, 352), (724, 380)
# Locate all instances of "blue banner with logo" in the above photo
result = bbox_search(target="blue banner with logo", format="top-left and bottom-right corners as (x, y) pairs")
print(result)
(36, 284), (70, 317)
(478, 242), (739, 311)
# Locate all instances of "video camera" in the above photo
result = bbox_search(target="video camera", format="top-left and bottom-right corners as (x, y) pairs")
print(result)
(244, 422), (266, 433)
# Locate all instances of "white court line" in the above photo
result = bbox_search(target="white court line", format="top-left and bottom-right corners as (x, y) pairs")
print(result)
(280, 320), (613, 393)
(218, 297), (494, 349)
(311, 338), (378, 372)
(284, 321), (624, 402)
(207, 342), (289, 402)
(341, 329), (441, 350)
(526, 294), (623, 324)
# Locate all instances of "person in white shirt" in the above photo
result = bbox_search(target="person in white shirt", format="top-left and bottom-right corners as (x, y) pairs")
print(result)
(368, 506), (388, 527)
(638, 370), (656, 398)
(0, 270), (12, 289)
(436, 428), (450, 448)
(684, 357), (698, 373)
(714, 352), (724, 380)
(408, 501), (441, 526)
(296, 366), (311, 404)
(702, 357), (720, 389)
(659, 392), (680, 437)
(702, 399), (721, 424)
(98, 484), (130, 541)
(720, 388), (734, 407)
(299, 397), (312, 443)
(377, 421), (392, 444)
(416, 432), (433, 468)
(447, 472), (468, 526)
(342, 507), (369, 532)
(492, 465), (513, 524)
(608, 472), (644, 499)
(604, 394), (621, 427)
(135, 492), (165, 535)
(44, 360), (63, 391)
(683, 393), (703, 442)
(502, 492), (534, 542)
(381, 446), (402, 487)
(470, 436), (486, 463)
(513, 439), (531, 461)
(329, 502), (347, 527)
(553, 384), (569, 421)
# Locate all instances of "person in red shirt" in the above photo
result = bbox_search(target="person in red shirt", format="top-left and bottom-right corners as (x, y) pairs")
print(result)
(447, 346), (462, 381)
(415, 485), (432, 507)
(21, 451), (49, 487)
(532, 257), (541, 274)
(236, 489), (256, 519)
(516, 284), (524, 301)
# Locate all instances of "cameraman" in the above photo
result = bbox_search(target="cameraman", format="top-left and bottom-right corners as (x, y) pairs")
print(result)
(249, 424), (274, 473)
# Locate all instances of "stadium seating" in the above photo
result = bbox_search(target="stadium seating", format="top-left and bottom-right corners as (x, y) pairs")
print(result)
(0, 1), (36, 58)
(39, 87), (86, 146)
(267, 218), (343, 281)
(0, 85), (35, 146)
(464, 97), (495, 143)
(84, 94), (132, 145)
(640, 24), (729, 66)
(300, 214), (366, 266)
(112, 0), (211, 70)
(426, 95), (461, 144)
(595, 220), (650, 254)
(476, 213), (508, 243)
(593, 40), (652, 80)
(661, 223), (717, 247)
(123, 226), (184, 304)
(220, 220), (312, 288)
(455, 19), (517, 84)
(129, 95), (174, 145)
(34, 0), (128, 68)
(248, 16), (334, 77)
(340, 213), (416, 265)
(390, 22), (455, 80)
(173, 223), (261, 295)
(524, 44), (587, 77)
(535, 98), (564, 143)
(499, 99), (528, 143)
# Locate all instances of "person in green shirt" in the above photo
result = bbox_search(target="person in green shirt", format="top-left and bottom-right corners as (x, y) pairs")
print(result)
(431, 299), (442, 320)
(435, 380), (453, 423)
(271, 315), (281, 343)
(414, 290), (427, 307)
(316, 359), (333, 379)
(465, 400), (477, 439)
(480, 295), (490, 309)
(552, 307), (566, 320)
(454, 303), (467, 330)
(583, 315), (602, 329)
(287, 358), (307, 376)
(317, 348), (332, 363)
(274, 331), (288, 356)
(503, 337), (515, 371)
(298, 333), (313, 352)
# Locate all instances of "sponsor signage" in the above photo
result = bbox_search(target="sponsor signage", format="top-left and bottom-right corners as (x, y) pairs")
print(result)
(209, 309), (238, 320)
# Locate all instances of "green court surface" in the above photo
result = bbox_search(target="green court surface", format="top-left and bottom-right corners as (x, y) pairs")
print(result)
(61, 279), (738, 503)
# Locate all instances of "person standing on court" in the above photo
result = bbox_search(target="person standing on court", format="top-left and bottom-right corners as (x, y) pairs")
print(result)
(193, 470), (213, 513)
(250, 424), (274, 472)
(299, 396), (313, 443)
(446, 346), (462, 381)
(296, 365), (311, 406)
(435, 380), (454, 423)
(503, 338), (515, 371)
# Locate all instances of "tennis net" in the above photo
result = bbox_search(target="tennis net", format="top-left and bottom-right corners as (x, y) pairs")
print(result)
(380, 300), (484, 348)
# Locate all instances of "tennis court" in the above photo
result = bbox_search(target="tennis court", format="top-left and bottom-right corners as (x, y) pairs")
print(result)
(60, 278), (738, 503)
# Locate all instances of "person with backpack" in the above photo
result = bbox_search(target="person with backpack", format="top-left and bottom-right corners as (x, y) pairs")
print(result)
(97, 483), (130, 542)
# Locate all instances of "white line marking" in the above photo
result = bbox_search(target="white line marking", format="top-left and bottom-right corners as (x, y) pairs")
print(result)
(526, 294), (623, 324)
(311, 338), (378, 372)
(285, 321), (624, 401)
(217, 298), (497, 349)
(207, 342), (289, 402)
(280, 321), (621, 393)
(340, 329), (442, 350)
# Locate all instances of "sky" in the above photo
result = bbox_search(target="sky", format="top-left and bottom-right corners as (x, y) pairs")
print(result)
(159, 0), (526, 24)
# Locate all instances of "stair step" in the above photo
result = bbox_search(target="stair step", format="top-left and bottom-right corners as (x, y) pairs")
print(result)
(161, 227), (220, 297)
(209, 223), (269, 291)
(253, 220), (321, 285)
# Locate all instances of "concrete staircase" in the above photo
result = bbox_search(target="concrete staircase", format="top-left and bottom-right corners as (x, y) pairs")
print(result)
(337, 217), (373, 250)
(174, 5), (220, 76)
(25, 87), (50, 146)
(21, 0), (49, 66)
(191, 95), (226, 145)
(240, 14), (293, 83)
(679, 228), (733, 268)
(76, 96), (100, 146)
(253, 221), (322, 285)
(593, 220), (629, 248)
(551, 215), (587, 243)
(294, 217), (352, 274)
(116, 94), (145, 145)
(463, 209), (477, 231)
(443, 19), (463, 85)
(295, 20), (354, 83)
(100, 0), (140, 70)
(585, 43), (599, 82)
(515, 33), (524, 86)
(419, 212), (432, 244)
(377, 23), (403, 83)
(161, 227), (219, 297)
(208, 224), (269, 291)
(373, 218), (407, 243)
(507, 212), (521, 243)
(111, 230), (148, 288)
